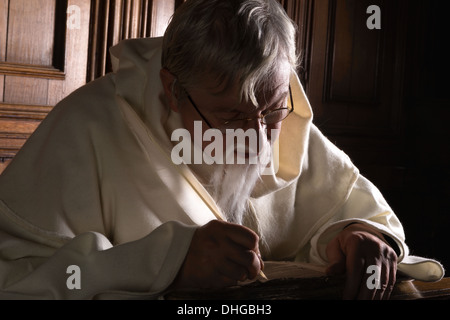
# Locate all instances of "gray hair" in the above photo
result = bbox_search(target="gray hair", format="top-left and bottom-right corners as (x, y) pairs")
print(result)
(161, 0), (298, 106)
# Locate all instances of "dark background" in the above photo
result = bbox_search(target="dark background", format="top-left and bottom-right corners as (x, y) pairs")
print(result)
(385, 0), (450, 276)
(304, 0), (450, 275)
(278, 0), (450, 276)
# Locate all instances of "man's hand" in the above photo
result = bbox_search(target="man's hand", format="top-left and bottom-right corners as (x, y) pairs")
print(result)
(325, 223), (398, 300)
(172, 220), (264, 289)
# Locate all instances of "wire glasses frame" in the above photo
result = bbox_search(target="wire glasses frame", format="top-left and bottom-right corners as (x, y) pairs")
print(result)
(185, 85), (294, 130)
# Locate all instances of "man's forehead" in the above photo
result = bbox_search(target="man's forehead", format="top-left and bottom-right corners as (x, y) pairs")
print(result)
(201, 60), (291, 97)
(256, 81), (289, 101)
(204, 72), (290, 102)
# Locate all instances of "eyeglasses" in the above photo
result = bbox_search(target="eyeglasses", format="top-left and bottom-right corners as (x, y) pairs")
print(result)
(185, 85), (294, 131)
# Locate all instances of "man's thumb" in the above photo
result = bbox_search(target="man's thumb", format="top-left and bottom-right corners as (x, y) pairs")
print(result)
(325, 238), (346, 276)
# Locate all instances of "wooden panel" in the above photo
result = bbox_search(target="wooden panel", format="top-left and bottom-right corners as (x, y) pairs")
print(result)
(0, 0), (179, 173)
(87, 0), (179, 82)
(299, 0), (410, 193)
(48, 0), (91, 106)
(3, 76), (49, 105)
(123, 0), (148, 39)
(6, 0), (56, 65)
(327, 0), (382, 104)
(0, 0), (67, 79)
(0, 104), (52, 121)
(0, 0), (91, 172)
(0, 75), (3, 101)
(0, 63), (65, 80)
(87, 0), (109, 81)
(150, 0), (175, 37)
(0, 0), (7, 62)
(279, 0), (312, 87)
(319, 0), (384, 128)
(307, 0), (329, 118)
(0, 119), (40, 137)
(0, 104), (47, 157)
(307, 0), (406, 136)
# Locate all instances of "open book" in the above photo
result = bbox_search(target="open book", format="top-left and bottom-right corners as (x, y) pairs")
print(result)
(165, 261), (346, 300)
(245, 261), (327, 283)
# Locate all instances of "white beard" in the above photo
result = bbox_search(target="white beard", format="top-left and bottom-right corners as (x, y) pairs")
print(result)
(207, 138), (272, 225)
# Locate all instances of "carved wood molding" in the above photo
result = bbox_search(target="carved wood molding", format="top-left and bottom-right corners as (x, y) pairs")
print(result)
(0, 103), (49, 158)
(0, 62), (65, 80)
(0, 0), (68, 79)
(87, 0), (147, 81)
(322, 0), (384, 106)
(87, 0), (183, 82)
(278, 0), (313, 88)
(0, 103), (53, 121)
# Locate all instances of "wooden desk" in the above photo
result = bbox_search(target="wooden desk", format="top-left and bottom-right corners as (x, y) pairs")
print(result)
(165, 277), (450, 300)
(391, 277), (450, 300)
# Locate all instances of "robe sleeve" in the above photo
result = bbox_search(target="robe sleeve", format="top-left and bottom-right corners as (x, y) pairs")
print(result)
(0, 76), (199, 299)
(0, 199), (196, 299)
(308, 174), (445, 282)
(293, 125), (444, 282)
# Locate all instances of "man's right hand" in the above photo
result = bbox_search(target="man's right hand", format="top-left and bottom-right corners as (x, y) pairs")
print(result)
(172, 220), (264, 289)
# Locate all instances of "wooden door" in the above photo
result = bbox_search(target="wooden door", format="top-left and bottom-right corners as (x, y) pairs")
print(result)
(87, 0), (183, 82)
(284, 0), (449, 272)
(0, 0), (182, 173)
(289, 0), (410, 193)
(0, 0), (91, 171)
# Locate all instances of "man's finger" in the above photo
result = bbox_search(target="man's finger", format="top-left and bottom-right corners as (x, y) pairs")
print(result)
(382, 261), (397, 300)
(358, 261), (379, 300)
(224, 223), (260, 251)
(224, 239), (262, 280)
(325, 237), (346, 276)
(342, 256), (365, 300)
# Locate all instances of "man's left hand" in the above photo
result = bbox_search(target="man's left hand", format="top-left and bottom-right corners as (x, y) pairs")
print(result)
(325, 223), (398, 300)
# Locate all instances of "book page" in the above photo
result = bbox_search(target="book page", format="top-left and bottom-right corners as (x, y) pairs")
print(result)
(165, 261), (342, 300)
(240, 261), (327, 285)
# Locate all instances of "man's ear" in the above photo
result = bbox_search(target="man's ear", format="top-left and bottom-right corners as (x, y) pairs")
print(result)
(160, 68), (180, 112)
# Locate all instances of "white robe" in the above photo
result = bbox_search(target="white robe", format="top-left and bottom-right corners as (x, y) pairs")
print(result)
(0, 37), (444, 299)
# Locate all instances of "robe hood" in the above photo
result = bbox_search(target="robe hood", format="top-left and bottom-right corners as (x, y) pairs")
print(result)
(108, 37), (356, 201)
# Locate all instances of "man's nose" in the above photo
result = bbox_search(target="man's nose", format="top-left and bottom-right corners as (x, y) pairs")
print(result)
(241, 118), (269, 155)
